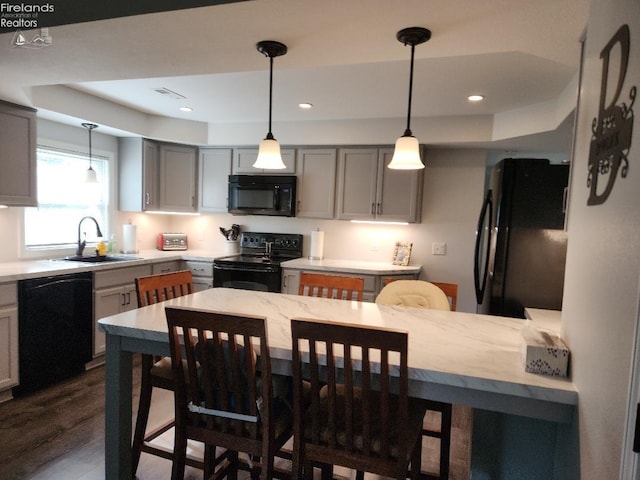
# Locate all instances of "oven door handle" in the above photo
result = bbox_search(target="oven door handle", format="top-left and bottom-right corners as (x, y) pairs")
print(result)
(214, 264), (280, 274)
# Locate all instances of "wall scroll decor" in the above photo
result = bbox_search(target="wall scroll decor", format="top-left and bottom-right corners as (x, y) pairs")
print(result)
(587, 24), (636, 206)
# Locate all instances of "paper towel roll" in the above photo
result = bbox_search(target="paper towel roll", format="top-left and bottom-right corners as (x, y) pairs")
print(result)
(122, 224), (137, 254)
(309, 230), (324, 260)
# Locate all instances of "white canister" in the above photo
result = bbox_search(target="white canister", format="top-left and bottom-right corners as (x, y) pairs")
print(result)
(225, 240), (239, 255)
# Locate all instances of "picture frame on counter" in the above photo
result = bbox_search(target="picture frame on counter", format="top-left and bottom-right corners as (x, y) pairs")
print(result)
(392, 241), (413, 266)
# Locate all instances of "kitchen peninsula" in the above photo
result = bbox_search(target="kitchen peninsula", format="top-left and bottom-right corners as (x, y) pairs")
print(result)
(99, 287), (577, 479)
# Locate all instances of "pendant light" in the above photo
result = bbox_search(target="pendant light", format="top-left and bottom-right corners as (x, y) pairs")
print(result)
(388, 27), (431, 170)
(253, 40), (288, 170)
(82, 122), (99, 183)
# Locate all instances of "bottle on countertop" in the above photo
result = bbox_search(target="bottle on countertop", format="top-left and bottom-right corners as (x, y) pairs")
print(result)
(107, 234), (117, 254)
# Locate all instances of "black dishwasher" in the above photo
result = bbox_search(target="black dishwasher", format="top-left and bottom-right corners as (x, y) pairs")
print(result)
(14, 272), (93, 396)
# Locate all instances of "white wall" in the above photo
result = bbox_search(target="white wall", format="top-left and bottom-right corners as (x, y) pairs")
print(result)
(562, 0), (640, 477)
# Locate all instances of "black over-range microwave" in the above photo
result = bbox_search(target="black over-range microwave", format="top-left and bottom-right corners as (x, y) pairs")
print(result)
(228, 175), (297, 217)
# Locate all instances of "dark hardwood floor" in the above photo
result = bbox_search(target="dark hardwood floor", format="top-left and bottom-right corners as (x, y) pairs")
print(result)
(0, 355), (471, 479)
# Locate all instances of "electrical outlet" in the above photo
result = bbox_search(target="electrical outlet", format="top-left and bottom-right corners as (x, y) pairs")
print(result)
(432, 242), (447, 255)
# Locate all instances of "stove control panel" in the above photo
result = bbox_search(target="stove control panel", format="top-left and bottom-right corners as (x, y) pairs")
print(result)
(240, 232), (303, 257)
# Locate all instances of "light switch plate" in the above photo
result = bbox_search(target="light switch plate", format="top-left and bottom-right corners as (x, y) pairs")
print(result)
(432, 242), (447, 255)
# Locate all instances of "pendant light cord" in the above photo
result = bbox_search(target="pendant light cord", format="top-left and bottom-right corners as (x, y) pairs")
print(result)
(266, 55), (274, 140)
(404, 42), (416, 136)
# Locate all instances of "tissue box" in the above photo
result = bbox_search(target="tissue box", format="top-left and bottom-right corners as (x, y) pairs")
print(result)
(521, 327), (570, 377)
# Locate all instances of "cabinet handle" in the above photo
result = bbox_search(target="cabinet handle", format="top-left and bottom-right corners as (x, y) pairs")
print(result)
(371, 203), (376, 215)
(126, 292), (131, 305)
(377, 203), (382, 214)
(145, 192), (150, 205)
(192, 196), (195, 207)
(121, 293), (126, 307)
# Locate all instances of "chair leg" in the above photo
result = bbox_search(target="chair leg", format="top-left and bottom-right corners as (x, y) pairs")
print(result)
(132, 354), (154, 476)
(439, 404), (452, 479)
(171, 425), (188, 480)
(409, 434), (423, 480)
(355, 470), (365, 480)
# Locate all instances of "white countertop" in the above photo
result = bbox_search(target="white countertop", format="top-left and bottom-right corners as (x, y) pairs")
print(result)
(100, 287), (577, 417)
(0, 249), (227, 282)
(281, 257), (422, 275)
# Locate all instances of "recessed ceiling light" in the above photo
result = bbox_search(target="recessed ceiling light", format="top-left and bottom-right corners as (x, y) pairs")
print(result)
(180, 106), (193, 112)
(468, 95), (484, 102)
(299, 103), (313, 110)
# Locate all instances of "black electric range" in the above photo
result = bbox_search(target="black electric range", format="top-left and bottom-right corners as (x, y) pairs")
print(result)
(213, 232), (303, 292)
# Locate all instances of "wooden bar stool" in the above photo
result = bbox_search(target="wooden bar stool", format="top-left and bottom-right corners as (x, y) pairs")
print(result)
(131, 270), (211, 475)
(298, 272), (364, 301)
(377, 279), (459, 479)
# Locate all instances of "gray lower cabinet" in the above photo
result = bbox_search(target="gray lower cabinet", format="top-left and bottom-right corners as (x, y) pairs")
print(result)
(0, 101), (37, 207)
(185, 260), (214, 291)
(0, 282), (18, 392)
(295, 148), (337, 218)
(198, 148), (232, 213)
(119, 138), (197, 213)
(232, 148), (296, 174)
(93, 265), (152, 356)
(336, 147), (423, 223)
(281, 268), (419, 303)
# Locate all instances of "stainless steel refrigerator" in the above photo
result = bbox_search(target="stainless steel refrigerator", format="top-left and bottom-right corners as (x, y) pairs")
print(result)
(474, 158), (569, 318)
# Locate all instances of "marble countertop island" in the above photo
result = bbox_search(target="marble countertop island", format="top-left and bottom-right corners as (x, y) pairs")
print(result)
(99, 287), (577, 479)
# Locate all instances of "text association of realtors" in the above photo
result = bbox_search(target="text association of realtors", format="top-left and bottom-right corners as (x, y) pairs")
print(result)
(1, 3), (54, 28)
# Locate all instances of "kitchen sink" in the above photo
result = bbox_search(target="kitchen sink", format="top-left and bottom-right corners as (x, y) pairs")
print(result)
(58, 255), (141, 263)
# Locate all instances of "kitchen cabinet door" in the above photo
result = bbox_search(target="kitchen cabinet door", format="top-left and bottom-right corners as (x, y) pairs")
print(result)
(296, 148), (337, 219)
(232, 148), (296, 174)
(93, 284), (137, 356)
(336, 147), (423, 223)
(376, 148), (423, 223)
(159, 143), (197, 212)
(198, 148), (232, 213)
(119, 138), (160, 211)
(0, 101), (37, 207)
(0, 282), (18, 392)
(336, 148), (379, 221)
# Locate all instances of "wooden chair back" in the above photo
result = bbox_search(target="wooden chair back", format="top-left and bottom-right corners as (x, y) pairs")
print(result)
(431, 282), (458, 311)
(298, 272), (364, 301)
(135, 270), (194, 307)
(291, 318), (424, 479)
(165, 307), (292, 480)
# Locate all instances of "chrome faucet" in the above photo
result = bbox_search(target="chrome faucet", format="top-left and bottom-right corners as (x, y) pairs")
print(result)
(76, 216), (103, 257)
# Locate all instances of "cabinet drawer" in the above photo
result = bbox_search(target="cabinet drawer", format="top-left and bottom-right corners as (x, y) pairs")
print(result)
(152, 260), (184, 275)
(185, 261), (213, 278)
(0, 283), (17, 307)
(94, 265), (152, 289)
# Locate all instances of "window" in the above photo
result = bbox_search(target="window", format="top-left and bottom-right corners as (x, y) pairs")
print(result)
(24, 146), (110, 250)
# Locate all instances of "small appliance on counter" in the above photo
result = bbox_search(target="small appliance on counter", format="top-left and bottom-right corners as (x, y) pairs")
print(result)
(157, 233), (188, 251)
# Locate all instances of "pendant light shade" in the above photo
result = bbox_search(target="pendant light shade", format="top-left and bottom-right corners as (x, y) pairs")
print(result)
(388, 27), (431, 170)
(254, 40), (288, 170)
(82, 122), (99, 183)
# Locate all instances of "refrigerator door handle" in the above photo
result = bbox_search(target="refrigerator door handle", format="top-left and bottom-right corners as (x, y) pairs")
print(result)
(474, 189), (493, 304)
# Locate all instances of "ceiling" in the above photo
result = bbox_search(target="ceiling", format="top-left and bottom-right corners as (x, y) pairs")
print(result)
(0, 0), (589, 152)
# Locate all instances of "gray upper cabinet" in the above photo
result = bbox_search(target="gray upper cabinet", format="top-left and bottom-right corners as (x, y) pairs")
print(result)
(119, 138), (197, 212)
(232, 148), (296, 174)
(198, 147), (232, 213)
(119, 138), (159, 211)
(336, 147), (423, 223)
(158, 143), (197, 212)
(0, 101), (37, 207)
(295, 148), (337, 219)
